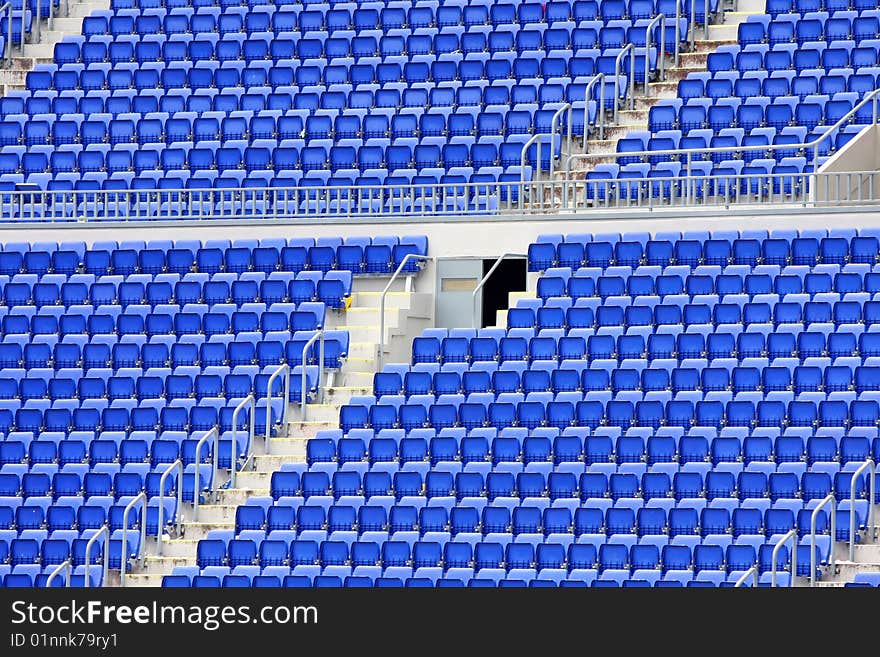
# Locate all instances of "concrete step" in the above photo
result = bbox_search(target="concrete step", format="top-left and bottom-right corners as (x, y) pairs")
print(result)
(20, 43), (56, 58)
(143, 538), (199, 560)
(319, 386), (371, 407)
(287, 403), (341, 423)
(173, 521), (234, 541)
(274, 427), (327, 447)
(351, 290), (421, 309)
(213, 485), (269, 505)
(140, 554), (196, 574)
(252, 452), (304, 471)
(69, 1), (109, 17)
(118, 572), (167, 587)
(43, 16), (81, 30)
(188, 504), (239, 524)
(224, 471), (273, 491)
(0, 70), (27, 85)
(329, 305), (407, 331)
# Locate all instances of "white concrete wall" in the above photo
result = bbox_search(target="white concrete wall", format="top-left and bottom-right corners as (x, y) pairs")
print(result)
(815, 125), (880, 204)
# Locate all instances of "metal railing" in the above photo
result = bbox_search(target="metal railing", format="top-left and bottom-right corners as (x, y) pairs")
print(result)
(119, 492), (147, 588)
(264, 363), (291, 453)
(689, 0), (712, 49)
(643, 14), (667, 96)
(471, 253), (528, 329)
(848, 458), (876, 562)
(810, 493), (837, 588)
(733, 565), (759, 588)
(583, 73), (607, 146)
(298, 332), (324, 422)
(0, 3), (13, 67)
(229, 393), (255, 488)
(45, 559), (71, 588)
(770, 528), (798, 588)
(32, 0), (40, 43)
(155, 459), (183, 557)
(0, 169), (878, 224)
(613, 43), (637, 124)
(548, 103), (573, 180)
(192, 426), (219, 522)
(565, 88), (880, 179)
(520, 133), (543, 185)
(377, 253), (431, 370)
(83, 525), (109, 589)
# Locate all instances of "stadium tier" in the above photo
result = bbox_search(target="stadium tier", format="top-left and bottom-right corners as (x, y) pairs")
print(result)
(0, 0), (707, 219)
(0, 234), (428, 587)
(166, 228), (880, 588)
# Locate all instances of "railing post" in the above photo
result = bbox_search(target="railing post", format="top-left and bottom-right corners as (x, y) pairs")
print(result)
(299, 331), (323, 422)
(45, 559), (71, 588)
(733, 565), (759, 588)
(377, 253), (431, 370)
(644, 14), (665, 97)
(770, 528), (798, 587)
(264, 363), (291, 453)
(1, 3), (13, 67)
(690, 0), (696, 50)
(549, 103), (572, 179)
(849, 458), (876, 562)
(192, 426), (219, 522)
(810, 493), (837, 587)
(119, 492), (147, 588)
(704, 0), (710, 40)
(674, 0), (681, 67)
(613, 44), (634, 124)
(83, 525), (109, 589)
(520, 133), (542, 187)
(471, 253), (528, 329)
(155, 459), (183, 557)
(229, 394), (255, 489)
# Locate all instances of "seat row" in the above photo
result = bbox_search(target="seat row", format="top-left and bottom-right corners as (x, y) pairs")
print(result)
(527, 231), (880, 271)
(0, 235), (426, 275)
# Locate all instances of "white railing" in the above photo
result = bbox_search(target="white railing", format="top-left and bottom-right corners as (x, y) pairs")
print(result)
(264, 363), (291, 453)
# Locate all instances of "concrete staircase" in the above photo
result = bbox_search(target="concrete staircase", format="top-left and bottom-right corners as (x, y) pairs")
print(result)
(813, 528), (880, 587)
(0, 0), (109, 95)
(114, 275), (433, 586)
(558, 0), (767, 177)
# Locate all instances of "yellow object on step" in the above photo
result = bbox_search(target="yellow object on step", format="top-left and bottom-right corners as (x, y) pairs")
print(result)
(343, 295), (352, 311)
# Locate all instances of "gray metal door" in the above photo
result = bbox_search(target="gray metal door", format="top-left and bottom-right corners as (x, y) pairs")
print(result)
(434, 258), (483, 329)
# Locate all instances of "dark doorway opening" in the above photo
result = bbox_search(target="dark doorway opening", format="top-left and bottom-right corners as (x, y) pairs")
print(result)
(480, 257), (527, 328)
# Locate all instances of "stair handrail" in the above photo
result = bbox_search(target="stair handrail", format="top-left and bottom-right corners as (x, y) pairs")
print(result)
(119, 491), (147, 587)
(583, 73), (606, 147)
(848, 457), (876, 561)
(83, 525), (109, 588)
(565, 88), (880, 181)
(548, 102), (573, 179)
(471, 253), (528, 329)
(519, 133), (543, 190)
(643, 14), (667, 96)
(613, 43), (637, 123)
(810, 492), (837, 587)
(45, 558), (71, 587)
(0, 3), (12, 67)
(377, 253), (432, 370)
(229, 393), (255, 488)
(689, 0), (711, 49)
(264, 363), (291, 453)
(155, 459), (183, 557)
(299, 331), (324, 422)
(733, 564), (759, 588)
(770, 527), (798, 587)
(192, 426), (219, 522)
